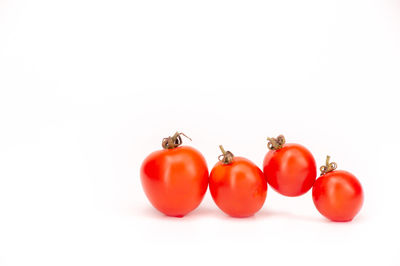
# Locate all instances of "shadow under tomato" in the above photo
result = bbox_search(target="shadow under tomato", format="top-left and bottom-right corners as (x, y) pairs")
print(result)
(137, 205), (220, 219)
(258, 209), (366, 224)
(139, 205), (318, 221)
(256, 209), (325, 223)
(138, 205), (247, 220)
(138, 205), (365, 223)
(187, 206), (224, 217)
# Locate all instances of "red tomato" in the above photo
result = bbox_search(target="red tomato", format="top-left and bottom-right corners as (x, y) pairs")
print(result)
(209, 146), (267, 217)
(140, 132), (208, 217)
(263, 135), (317, 197)
(312, 156), (364, 222)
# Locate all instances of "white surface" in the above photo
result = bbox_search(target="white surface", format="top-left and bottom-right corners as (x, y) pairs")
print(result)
(1, 0), (400, 265)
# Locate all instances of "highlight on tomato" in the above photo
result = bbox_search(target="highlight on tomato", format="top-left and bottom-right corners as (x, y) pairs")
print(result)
(263, 135), (317, 197)
(312, 156), (364, 222)
(140, 132), (209, 217)
(209, 145), (268, 218)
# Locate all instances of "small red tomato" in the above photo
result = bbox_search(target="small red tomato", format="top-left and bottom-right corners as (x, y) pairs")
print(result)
(140, 132), (208, 217)
(263, 135), (317, 197)
(312, 156), (364, 222)
(209, 146), (267, 218)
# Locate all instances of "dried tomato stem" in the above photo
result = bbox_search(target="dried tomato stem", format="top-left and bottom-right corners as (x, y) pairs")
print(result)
(320, 155), (337, 176)
(162, 132), (191, 149)
(267, 135), (286, 150)
(219, 145), (226, 155)
(218, 145), (234, 164)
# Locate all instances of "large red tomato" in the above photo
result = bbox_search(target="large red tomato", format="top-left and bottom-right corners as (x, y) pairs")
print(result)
(263, 135), (317, 197)
(140, 132), (208, 217)
(312, 156), (364, 222)
(209, 146), (267, 217)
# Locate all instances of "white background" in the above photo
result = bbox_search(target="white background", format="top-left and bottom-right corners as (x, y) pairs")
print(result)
(1, 0), (400, 265)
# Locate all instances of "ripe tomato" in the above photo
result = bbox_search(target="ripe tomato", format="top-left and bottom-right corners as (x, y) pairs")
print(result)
(312, 156), (364, 222)
(209, 146), (267, 217)
(140, 132), (208, 217)
(263, 135), (317, 197)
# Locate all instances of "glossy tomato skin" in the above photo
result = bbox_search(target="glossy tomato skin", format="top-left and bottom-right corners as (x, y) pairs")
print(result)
(312, 170), (363, 222)
(263, 143), (317, 197)
(140, 146), (208, 217)
(209, 157), (267, 218)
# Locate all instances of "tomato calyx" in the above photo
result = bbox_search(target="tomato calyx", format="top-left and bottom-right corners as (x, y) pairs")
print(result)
(267, 135), (286, 150)
(319, 155), (337, 176)
(162, 132), (192, 149)
(218, 145), (234, 164)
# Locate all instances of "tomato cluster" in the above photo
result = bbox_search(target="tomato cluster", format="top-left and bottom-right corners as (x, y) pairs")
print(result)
(140, 132), (364, 222)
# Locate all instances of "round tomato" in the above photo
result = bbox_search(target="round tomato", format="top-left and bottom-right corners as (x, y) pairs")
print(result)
(209, 146), (267, 217)
(312, 156), (364, 222)
(263, 135), (317, 197)
(140, 132), (208, 217)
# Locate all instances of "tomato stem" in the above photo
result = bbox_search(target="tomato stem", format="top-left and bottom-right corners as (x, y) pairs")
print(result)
(218, 145), (234, 164)
(267, 135), (286, 150)
(319, 155), (337, 175)
(219, 145), (226, 155)
(162, 132), (192, 149)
